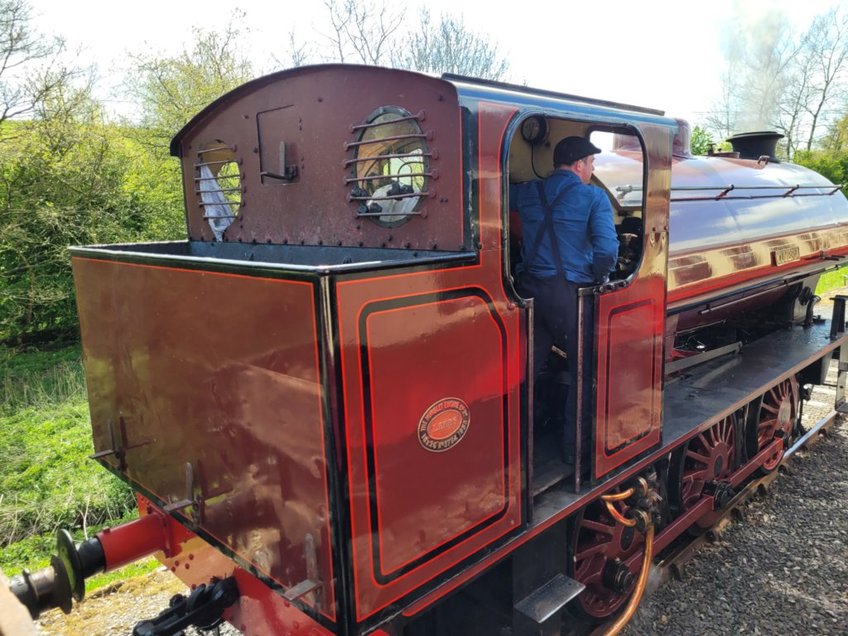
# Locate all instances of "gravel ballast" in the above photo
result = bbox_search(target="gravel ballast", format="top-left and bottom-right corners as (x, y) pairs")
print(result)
(625, 384), (848, 635)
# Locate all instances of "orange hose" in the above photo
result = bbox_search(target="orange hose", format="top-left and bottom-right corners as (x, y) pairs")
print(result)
(601, 487), (635, 502)
(604, 500), (637, 527)
(601, 523), (655, 636)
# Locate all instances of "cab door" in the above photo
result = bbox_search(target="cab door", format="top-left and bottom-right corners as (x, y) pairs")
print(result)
(591, 125), (670, 480)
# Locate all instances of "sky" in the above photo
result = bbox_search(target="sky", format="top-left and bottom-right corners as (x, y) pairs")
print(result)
(26, 0), (843, 126)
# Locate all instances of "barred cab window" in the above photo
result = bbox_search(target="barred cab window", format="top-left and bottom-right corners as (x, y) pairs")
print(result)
(195, 141), (242, 241)
(347, 106), (431, 228)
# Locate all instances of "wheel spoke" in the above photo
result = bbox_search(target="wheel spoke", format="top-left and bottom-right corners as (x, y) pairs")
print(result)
(582, 519), (615, 536)
(683, 466), (708, 480)
(759, 415), (777, 429)
(761, 402), (779, 415)
(710, 428), (721, 446)
(575, 541), (611, 562)
(686, 448), (710, 464)
(575, 562), (602, 585)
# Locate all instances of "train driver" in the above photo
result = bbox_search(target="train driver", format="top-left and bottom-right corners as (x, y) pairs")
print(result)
(510, 136), (619, 466)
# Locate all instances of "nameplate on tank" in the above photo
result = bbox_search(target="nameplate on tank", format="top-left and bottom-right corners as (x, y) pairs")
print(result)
(418, 398), (471, 452)
(771, 245), (801, 266)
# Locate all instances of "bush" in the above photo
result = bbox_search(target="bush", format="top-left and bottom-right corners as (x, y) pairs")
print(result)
(793, 149), (848, 196)
(0, 111), (185, 345)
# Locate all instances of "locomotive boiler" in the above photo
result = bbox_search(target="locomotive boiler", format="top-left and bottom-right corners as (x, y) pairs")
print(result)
(9, 64), (848, 636)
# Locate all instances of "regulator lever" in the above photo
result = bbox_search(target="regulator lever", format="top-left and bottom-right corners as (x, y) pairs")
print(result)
(132, 577), (239, 636)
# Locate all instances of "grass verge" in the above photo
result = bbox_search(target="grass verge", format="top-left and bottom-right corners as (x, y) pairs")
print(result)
(0, 344), (135, 592)
(816, 265), (848, 295)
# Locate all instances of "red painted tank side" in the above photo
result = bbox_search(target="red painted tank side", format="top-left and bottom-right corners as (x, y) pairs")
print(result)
(594, 150), (848, 316)
(336, 102), (525, 623)
(72, 258), (336, 622)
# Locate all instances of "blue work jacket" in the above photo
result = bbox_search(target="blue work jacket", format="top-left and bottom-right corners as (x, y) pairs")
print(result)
(510, 170), (619, 284)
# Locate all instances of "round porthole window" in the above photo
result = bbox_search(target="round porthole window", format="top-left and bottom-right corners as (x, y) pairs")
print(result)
(348, 106), (429, 228)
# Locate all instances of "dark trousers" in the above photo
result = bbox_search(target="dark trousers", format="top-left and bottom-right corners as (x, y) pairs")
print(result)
(519, 275), (594, 463)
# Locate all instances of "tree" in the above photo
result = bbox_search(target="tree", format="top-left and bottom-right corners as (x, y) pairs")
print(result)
(707, 9), (795, 147)
(794, 148), (848, 195)
(708, 7), (848, 159)
(0, 1), (211, 343)
(821, 113), (848, 152)
(285, 0), (509, 81)
(705, 65), (742, 141)
(393, 9), (509, 80)
(798, 9), (848, 151)
(285, 31), (310, 68)
(0, 0), (78, 131)
(0, 93), (149, 342)
(689, 125), (714, 156)
(124, 13), (254, 150)
(320, 0), (402, 65)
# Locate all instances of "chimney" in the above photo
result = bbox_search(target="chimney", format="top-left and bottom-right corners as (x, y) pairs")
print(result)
(727, 131), (784, 162)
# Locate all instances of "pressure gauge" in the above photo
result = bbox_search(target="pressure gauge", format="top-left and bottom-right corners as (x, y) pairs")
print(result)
(520, 116), (548, 145)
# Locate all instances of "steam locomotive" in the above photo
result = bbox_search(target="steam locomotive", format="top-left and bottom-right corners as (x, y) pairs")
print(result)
(10, 64), (848, 635)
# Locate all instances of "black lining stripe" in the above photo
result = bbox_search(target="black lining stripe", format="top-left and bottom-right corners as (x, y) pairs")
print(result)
(357, 287), (510, 584)
(71, 251), (319, 283)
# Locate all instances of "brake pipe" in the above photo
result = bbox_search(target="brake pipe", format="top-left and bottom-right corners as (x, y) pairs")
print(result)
(603, 500), (637, 527)
(598, 478), (656, 636)
(600, 487), (635, 502)
(602, 522), (655, 636)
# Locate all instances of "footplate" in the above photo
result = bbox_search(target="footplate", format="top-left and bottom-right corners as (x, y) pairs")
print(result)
(514, 573), (585, 625)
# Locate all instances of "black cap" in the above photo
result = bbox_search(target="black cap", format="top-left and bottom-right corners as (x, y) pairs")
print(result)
(553, 136), (601, 166)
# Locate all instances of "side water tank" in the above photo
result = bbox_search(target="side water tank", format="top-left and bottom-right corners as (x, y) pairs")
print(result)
(594, 131), (848, 333)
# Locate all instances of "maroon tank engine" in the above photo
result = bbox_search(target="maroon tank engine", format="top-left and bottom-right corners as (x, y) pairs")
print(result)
(8, 65), (848, 636)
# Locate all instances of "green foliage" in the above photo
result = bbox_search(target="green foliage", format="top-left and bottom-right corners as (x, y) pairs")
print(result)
(815, 266), (848, 295)
(125, 15), (253, 150)
(689, 125), (714, 156)
(0, 532), (54, 573)
(0, 343), (85, 412)
(0, 4), (256, 344)
(86, 557), (160, 593)
(793, 149), (848, 196)
(0, 345), (135, 549)
(0, 345), (138, 587)
(0, 100), (186, 343)
(822, 114), (848, 153)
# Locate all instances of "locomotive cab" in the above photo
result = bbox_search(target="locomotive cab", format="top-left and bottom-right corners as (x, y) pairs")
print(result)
(506, 116), (654, 489)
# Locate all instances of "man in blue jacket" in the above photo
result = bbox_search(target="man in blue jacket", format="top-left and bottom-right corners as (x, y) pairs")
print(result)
(511, 136), (619, 467)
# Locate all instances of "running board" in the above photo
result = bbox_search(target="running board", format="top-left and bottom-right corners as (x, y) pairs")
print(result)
(514, 573), (584, 626)
(666, 341), (742, 376)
